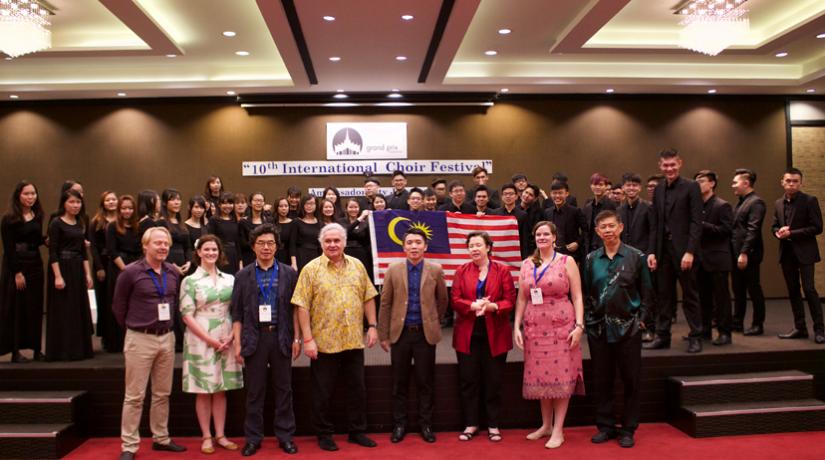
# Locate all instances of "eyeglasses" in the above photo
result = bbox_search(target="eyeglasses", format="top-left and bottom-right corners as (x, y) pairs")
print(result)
(255, 241), (277, 248)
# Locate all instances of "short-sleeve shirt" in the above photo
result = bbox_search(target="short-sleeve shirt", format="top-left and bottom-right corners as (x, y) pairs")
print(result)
(291, 254), (378, 353)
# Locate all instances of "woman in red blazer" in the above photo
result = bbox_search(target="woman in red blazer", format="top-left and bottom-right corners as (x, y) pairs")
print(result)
(452, 231), (517, 443)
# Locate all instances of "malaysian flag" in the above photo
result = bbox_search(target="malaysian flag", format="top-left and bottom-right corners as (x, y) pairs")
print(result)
(369, 210), (522, 286)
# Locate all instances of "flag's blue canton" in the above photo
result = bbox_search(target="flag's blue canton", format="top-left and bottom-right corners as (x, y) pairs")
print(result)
(373, 210), (451, 253)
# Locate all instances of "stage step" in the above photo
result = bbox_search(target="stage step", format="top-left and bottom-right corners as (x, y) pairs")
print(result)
(0, 392), (87, 459)
(669, 370), (825, 438)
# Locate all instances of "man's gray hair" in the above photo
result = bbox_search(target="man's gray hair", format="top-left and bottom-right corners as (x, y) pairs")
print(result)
(318, 222), (347, 245)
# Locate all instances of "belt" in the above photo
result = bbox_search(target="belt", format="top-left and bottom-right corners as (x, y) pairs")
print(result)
(404, 324), (423, 332)
(58, 251), (83, 260)
(15, 243), (39, 252)
(259, 324), (277, 332)
(129, 327), (171, 336)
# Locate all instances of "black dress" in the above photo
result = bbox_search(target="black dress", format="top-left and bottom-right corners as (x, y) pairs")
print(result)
(184, 222), (206, 274)
(161, 220), (191, 268)
(340, 218), (374, 281)
(45, 218), (93, 361)
(238, 218), (257, 267)
(138, 216), (164, 239)
(104, 223), (141, 352)
(275, 220), (294, 266)
(89, 222), (110, 342)
(290, 219), (321, 273)
(0, 215), (44, 356)
(207, 217), (241, 273)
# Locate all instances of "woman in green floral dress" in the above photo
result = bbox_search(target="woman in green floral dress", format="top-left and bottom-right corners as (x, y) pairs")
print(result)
(180, 234), (243, 454)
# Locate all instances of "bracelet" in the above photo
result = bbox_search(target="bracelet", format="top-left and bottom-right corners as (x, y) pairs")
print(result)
(367, 324), (377, 329)
(575, 323), (585, 331)
(293, 339), (301, 344)
(303, 337), (314, 344)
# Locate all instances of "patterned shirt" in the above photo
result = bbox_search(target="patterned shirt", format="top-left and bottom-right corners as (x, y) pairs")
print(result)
(179, 266), (235, 322)
(291, 254), (378, 353)
(582, 243), (653, 343)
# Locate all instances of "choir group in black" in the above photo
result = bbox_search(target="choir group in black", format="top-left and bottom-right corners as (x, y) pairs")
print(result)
(1, 148), (823, 449)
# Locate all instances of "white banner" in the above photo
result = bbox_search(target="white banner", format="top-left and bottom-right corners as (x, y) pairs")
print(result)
(327, 122), (407, 160)
(242, 159), (493, 177)
(308, 187), (395, 197)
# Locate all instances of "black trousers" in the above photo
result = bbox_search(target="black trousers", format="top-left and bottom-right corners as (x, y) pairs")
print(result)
(310, 349), (367, 436)
(456, 336), (507, 428)
(698, 268), (732, 335)
(780, 257), (824, 334)
(391, 327), (436, 427)
(655, 241), (703, 338)
(587, 331), (642, 435)
(732, 260), (766, 328)
(243, 329), (296, 445)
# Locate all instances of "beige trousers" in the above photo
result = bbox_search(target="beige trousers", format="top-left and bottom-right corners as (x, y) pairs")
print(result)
(120, 329), (175, 453)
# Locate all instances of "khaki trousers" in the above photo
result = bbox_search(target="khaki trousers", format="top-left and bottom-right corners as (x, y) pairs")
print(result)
(120, 329), (175, 453)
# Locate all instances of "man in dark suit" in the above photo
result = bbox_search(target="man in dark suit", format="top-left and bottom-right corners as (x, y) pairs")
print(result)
(583, 173), (617, 256)
(378, 228), (449, 444)
(644, 149), (704, 353)
(431, 179), (448, 207)
(356, 177), (382, 212)
(388, 170), (410, 210)
(231, 224), (300, 456)
(694, 171), (734, 346)
(617, 173), (655, 341)
(468, 166), (501, 209)
(771, 167), (824, 344)
(730, 168), (767, 335)
(519, 183), (544, 258)
(543, 181), (586, 262)
(438, 180), (475, 213)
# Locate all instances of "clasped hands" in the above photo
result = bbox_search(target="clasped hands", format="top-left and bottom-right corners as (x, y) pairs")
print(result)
(471, 297), (498, 317)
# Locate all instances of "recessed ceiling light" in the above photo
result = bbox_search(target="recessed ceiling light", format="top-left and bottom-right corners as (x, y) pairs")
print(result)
(498, 28), (511, 35)
(9, 95), (19, 99)
(395, 55), (407, 61)
(500, 88), (509, 93)
(401, 14), (414, 21)
(817, 33), (825, 39)
(387, 93), (403, 98)
(775, 51), (788, 58)
(329, 56), (341, 62)
(226, 91), (236, 96)
(333, 93), (348, 99)
(484, 50), (497, 56)
(806, 89), (816, 93)
(323, 15), (335, 21)
(391, 88), (400, 92)
(117, 92), (127, 97)
(336, 88), (345, 93)
(707, 89), (717, 94)
(222, 31), (236, 37)
(606, 88), (614, 93)
(235, 51), (250, 56)
(166, 54), (176, 58)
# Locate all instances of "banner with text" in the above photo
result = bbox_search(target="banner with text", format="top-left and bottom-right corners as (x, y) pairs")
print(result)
(327, 122), (407, 160)
(242, 159), (493, 177)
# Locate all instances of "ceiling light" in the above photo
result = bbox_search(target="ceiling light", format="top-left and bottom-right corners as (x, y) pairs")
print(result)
(395, 55), (407, 61)
(401, 14), (414, 21)
(387, 93), (403, 98)
(9, 94), (19, 99)
(677, 0), (749, 56)
(117, 92), (127, 97)
(336, 88), (345, 93)
(323, 15), (335, 21)
(324, 102), (358, 108)
(226, 91), (236, 96)
(377, 102), (413, 107)
(484, 50), (497, 56)
(0, 0), (53, 58)
(775, 51), (788, 57)
(222, 31), (236, 37)
(235, 50), (249, 56)
(606, 88), (614, 93)
(806, 89), (816, 93)
(498, 28), (511, 35)
(329, 56), (341, 62)
(166, 54), (176, 58)
(817, 33), (825, 39)
(391, 88), (399, 92)
(333, 93), (348, 99)
(500, 88), (509, 93)
(707, 89), (717, 94)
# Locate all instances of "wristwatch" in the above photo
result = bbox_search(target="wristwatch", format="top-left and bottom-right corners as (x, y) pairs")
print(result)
(368, 324), (377, 329)
(574, 323), (585, 331)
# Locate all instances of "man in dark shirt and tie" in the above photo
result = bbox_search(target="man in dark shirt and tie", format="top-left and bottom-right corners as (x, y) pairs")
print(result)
(730, 168), (767, 335)
(583, 210), (653, 448)
(378, 228), (448, 444)
(388, 170), (410, 210)
(771, 167), (824, 344)
(113, 227), (186, 460)
(543, 181), (586, 262)
(231, 224), (300, 456)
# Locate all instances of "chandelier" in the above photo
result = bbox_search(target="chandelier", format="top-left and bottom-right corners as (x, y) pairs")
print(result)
(0, 0), (52, 58)
(676, 0), (750, 56)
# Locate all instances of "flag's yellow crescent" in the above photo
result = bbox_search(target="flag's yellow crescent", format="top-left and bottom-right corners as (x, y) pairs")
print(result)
(387, 216), (411, 246)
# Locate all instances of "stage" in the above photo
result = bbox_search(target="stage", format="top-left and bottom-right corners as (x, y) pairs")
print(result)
(1, 300), (824, 438)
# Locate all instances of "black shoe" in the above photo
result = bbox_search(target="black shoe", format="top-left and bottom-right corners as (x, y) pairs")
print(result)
(348, 433), (377, 448)
(152, 440), (186, 452)
(641, 331), (655, 343)
(815, 333), (825, 344)
(618, 433), (635, 448)
(643, 337), (671, 350)
(420, 426), (436, 443)
(318, 436), (339, 452)
(743, 325), (764, 336)
(712, 334), (732, 346)
(591, 430), (618, 444)
(731, 324), (744, 333)
(390, 425), (406, 443)
(687, 337), (702, 353)
(10, 352), (29, 363)
(778, 328), (809, 339)
(279, 440), (298, 454)
(118, 452), (135, 460)
(241, 443), (260, 457)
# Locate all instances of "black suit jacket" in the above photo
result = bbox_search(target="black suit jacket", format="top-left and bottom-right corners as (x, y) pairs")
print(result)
(698, 195), (733, 272)
(542, 204), (586, 259)
(771, 191), (823, 265)
(618, 199), (653, 255)
(649, 176), (703, 258)
(388, 190), (410, 210)
(438, 200), (475, 214)
(230, 261), (298, 358)
(731, 192), (766, 262)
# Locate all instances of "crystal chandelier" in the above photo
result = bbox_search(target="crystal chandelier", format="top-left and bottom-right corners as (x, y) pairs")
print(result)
(0, 0), (52, 58)
(677, 0), (749, 56)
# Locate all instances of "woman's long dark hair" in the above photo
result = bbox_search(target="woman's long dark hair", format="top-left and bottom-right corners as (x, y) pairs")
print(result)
(204, 175), (224, 199)
(4, 180), (43, 224)
(322, 187), (344, 218)
(187, 195), (208, 226)
(114, 195), (138, 236)
(137, 190), (159, 220)
(57, 189), (86, 231)
(91, 190), (117, 231)
(298, 195), (320, 220)
(161, 188), (186, 232)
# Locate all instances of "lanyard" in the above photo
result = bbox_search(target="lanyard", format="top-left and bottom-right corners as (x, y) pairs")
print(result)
(533, 252), (556, 287)
(147, 268), (167, 301)
(255, 263), (278, 305)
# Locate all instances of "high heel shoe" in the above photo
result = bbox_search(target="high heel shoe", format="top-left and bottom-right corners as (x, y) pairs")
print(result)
(526, 427), (552, 440)
(545, 435), (564, 449)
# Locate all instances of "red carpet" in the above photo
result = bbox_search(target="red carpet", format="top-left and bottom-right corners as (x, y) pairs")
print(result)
(65, 424), (825, 460)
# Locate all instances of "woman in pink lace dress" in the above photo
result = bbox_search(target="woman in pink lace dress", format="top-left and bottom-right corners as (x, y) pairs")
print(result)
(514, 221), (585, 449)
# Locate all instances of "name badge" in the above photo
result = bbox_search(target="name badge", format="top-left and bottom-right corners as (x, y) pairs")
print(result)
(530, 288), (544, 305)
(158, 303), (171, 321)
(259, 304), (272, 323)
